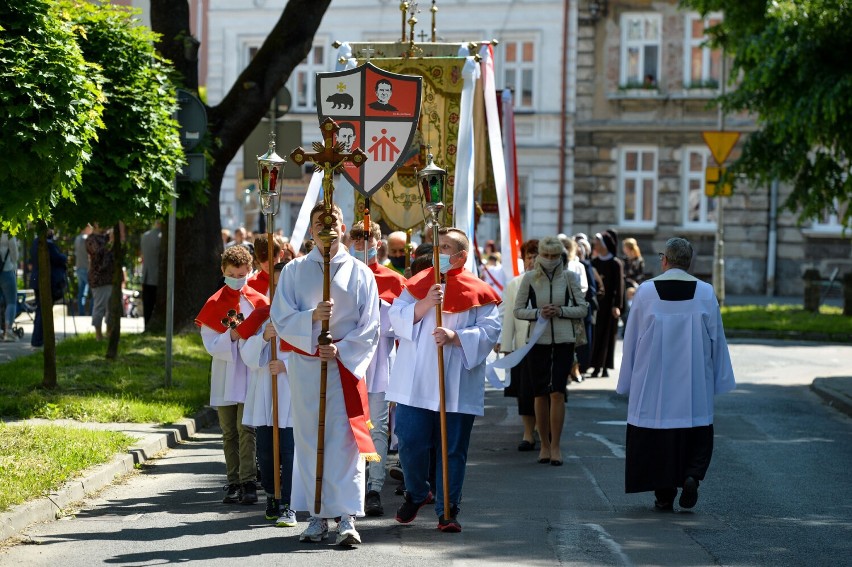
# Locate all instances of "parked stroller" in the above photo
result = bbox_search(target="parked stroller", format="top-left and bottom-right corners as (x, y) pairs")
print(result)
(0, 291), (34, 340)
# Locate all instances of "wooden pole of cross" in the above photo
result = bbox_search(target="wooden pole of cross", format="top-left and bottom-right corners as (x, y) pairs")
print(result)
(289, 117), (367, 515)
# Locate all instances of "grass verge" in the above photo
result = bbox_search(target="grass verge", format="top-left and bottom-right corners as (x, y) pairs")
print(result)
(722, 304), (852, 340)
(0, 333), (210, 423)
(0, 422), (133, 512)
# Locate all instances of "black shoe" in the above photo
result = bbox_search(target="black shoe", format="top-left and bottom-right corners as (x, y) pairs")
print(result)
(365, 490), (384, 516)
(601, 369), (609, 377)
(437, 505), (461, 533)
(654, 488), (676, 511)
(265, 496), (281, 520)
(388, 465), (404, 482)
(517, 439), (536, 452)
(240, 481), (258, 505)
(222, 483), (242, 504)
(395, 491), (433, 524)
(679, 477), (699, 509)
(394, 483), (405, 496)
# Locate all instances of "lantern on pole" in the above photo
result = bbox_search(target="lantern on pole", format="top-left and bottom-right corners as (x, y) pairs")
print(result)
(416, 151), (453, 523)
(256, 135), (285, 501)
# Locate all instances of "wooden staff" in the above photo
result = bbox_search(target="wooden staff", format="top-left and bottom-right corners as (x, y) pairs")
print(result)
(266, 230), (281, 501)
(405, 228), (413, 275)
(431, 222), (451, 523)
(363, 197), (371, 264)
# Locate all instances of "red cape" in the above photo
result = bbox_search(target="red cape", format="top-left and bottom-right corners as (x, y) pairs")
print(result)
(278, 340), (379, 461)
(368, 262), (406, 303)
(194, 285), (269, 332)
(405, 266), (501, 313)
(246, 270), (271, 296)
(235, 305), (270, 340)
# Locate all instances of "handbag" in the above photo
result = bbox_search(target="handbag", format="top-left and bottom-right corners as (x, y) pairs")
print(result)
(566, 282), (588, 347)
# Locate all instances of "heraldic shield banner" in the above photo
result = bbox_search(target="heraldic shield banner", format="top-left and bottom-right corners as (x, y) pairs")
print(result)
(316, 62), (422, 198)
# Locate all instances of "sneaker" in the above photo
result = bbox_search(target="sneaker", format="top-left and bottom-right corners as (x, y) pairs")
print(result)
(679, 476), (699, 509)
(437, 505), (461, 532)
(388, 465), (405, 482)
(299, 517), (329, 542)
(395, 491), (433, 524)
(276, 504), (297, 528)
(335, 515), (361, 546)
(240, 481), (258, 505)
(222, 484), (242, 504)
(365, 490), (384, 516)
(265, 496), (281, 520)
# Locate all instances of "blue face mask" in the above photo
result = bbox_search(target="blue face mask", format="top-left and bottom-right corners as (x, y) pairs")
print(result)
(438, 253), (455, 274)
(356, 247), (378, 263)
(223, 276), (246, 290)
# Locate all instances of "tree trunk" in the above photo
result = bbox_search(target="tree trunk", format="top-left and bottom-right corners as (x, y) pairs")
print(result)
(37, 224), (57, 389)
(106, 222), (124, 359)
(148, 0), (332, 331)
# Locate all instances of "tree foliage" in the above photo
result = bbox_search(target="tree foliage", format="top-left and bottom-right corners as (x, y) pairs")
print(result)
(0, 0), (104, 231)
(682, 0), (852, 227)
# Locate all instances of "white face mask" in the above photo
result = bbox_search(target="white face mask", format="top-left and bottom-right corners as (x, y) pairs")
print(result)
(536, 256), (562, 272)
(438, 252), (456, 274)
(223, 276), (246, 290)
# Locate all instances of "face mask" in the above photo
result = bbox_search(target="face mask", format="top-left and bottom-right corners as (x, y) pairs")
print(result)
(356, 247), (378, 263)
(537, 257), (562, 273)
(438, 253), (456, 274)
(224, 276), (246, 290)
(389, 255), (406, 270)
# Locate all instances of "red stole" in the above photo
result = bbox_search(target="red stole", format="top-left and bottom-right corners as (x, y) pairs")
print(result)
(235, 305), (270, 340)
(278, 340), (380, 462)
(368, 262), (406, 304)
(246, 270), (270, 295)
(194, 285), (269, 332)
(405, 266), (502, 313)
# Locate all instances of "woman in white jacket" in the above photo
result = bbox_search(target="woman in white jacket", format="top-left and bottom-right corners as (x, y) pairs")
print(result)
(513, 236), (588, 466)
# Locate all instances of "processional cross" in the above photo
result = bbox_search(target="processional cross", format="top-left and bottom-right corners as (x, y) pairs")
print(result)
(289, 117), (367, 515)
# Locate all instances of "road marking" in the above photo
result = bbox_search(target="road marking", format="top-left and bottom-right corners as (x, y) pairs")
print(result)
(584, 523), (634, 567)
(576, 431), (626, 458)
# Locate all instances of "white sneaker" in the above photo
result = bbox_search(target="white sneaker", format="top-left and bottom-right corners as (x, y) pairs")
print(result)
(276, 505), (297, 528)
(299, 517), (328, 542)
(335, 515), (361, 546)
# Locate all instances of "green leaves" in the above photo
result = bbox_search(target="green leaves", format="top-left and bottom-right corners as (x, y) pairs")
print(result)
(681, 0), (852, 228)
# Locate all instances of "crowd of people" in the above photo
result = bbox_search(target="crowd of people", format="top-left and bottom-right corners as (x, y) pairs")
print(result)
(194, 213), (736, 548)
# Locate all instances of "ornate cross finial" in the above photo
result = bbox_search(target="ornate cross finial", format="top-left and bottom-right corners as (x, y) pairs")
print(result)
(359, 46), (375, 62)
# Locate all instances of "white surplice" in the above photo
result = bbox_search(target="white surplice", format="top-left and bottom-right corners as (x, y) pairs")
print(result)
(239, 325), (293, 428)
(365, 299), (395, 394)
(616, 269), (736, 429)
(386, 288), (501, 416)
(270, 245), (379, 518)
(201, 294), (255, 407)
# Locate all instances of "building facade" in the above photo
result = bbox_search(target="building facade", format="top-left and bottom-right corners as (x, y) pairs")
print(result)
(200, 0), (849, 295)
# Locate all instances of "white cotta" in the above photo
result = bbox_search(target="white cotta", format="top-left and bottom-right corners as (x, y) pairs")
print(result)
(200, 293), (255, 407)
(239, 327), (293, 428)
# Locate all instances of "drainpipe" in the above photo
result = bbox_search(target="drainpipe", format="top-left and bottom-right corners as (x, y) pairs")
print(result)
(766, 179), (778, 297)
(557, 0), (572, 233)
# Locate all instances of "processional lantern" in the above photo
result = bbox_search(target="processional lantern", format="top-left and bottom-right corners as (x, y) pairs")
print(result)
(417, 151), (448, 222)
(256, 136), (285, 216)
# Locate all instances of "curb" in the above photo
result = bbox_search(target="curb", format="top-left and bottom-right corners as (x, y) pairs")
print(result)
(0, 407), (218, 543)
(811, 377), (852, 419)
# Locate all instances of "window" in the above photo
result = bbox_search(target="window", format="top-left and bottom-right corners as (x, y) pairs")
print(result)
(620, 13), (661, 88)
(812, 200), (847, 233)
(682, 147), (717, 227)
(619, 147), (657, 226)
(287, 42), (326, 111)
(501, 40), (535, 110)
(684, 13), (722, 89)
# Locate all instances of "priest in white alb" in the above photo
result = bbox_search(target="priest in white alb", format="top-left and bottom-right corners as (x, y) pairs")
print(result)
(271, 203), (380, 546)
(616, 237), (735, 512)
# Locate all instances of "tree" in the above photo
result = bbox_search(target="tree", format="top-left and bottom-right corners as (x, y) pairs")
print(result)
(0, 0), (105, 388)
(148, 0), (333, 332)
(53, 0), (184, 359)
(682, 0), (852, 227)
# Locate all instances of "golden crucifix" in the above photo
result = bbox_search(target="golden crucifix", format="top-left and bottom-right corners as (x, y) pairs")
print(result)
(289, 117), (367, 515)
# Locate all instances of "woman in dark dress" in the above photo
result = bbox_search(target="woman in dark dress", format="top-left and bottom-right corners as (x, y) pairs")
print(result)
(589, 232), (623, 377)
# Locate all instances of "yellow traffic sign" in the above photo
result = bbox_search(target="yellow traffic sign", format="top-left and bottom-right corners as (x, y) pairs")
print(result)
(702, 131), (740, 165)
(705, 166), (732, 197)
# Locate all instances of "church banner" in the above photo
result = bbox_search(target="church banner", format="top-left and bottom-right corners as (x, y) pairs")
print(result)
(315, 62), (422, 198)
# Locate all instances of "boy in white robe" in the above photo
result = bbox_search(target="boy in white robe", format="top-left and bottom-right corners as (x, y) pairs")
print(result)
(617, 237), (736, 511)
(387, 228), (501, 533)
(240, 261), (296, 527)
(195, 245), (268, 505)
(270, 203), (380, 546)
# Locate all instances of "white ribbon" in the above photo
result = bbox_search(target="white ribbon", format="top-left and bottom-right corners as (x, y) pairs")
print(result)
(288, 171), (323, 254)
(452, 55), (480, 274)
(485, 316), (548, 389)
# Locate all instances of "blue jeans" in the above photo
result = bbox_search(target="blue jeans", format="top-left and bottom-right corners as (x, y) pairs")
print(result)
(75, 267), (89, 315)
(0, 269), (16, 331)
(395, 404), (475, 517)
(256, 426), (294, 504)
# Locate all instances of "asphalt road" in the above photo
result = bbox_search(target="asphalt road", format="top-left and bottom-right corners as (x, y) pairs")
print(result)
(2, 339), (851, 566)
